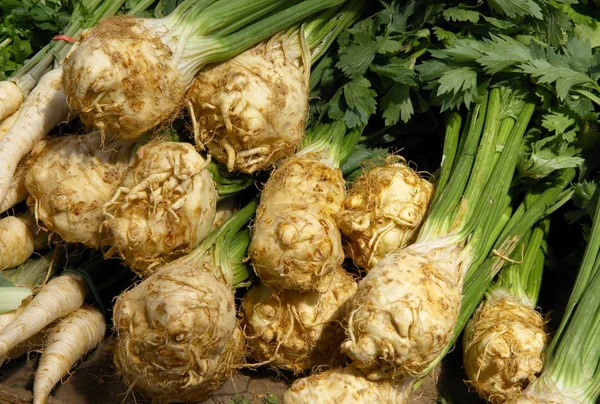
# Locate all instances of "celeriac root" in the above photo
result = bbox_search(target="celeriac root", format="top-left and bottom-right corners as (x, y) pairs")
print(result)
(188, 30), (308, 174)
(341, 244), (464, 379)
(283, 364), (415, 404)
(242, 267), (357, 372)
(102, 141), (217, 276)
(0, 212), (46, 270)
(26, 132), (136, 247)
(463, 291), (546, 403)
(249, 156), (346, 292)
(337, 157), (434, 269)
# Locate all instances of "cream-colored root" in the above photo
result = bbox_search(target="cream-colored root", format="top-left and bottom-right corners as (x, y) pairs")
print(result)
(0, 272), (86, 361)
(0, 81), (23, 121)
(0, 68), (70, 207)
(283, 364), (415, 404)
(33, 304), (106, 404)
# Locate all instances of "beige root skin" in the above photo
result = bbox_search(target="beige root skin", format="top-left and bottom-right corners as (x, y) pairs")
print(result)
(0, 272), (86, 361)
(337, 159), (434, 270)
(249, 157), (345, 292)
(0, 215), (36, 270)
(0, 81), (23, 121)
(33, 304), (106, 404)
(115, 275), (245, 404)
(242, 268), (357, 373)
(0, 110), (18, 139)
(463, 292), (547, 404)
(102, 141), (217, 277)
(341, 245), (463, 379)
(283, 364), (415, 404)
(188, 31), (308, 174)
(62, 16), (184, 140)
(25, 132), (135, 248)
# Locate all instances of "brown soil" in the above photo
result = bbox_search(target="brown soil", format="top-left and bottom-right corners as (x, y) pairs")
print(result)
(0, 338), (484, 404)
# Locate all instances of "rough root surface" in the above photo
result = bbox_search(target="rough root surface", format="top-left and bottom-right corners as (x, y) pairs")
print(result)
(242, 268), (357, 372)
(341, 245), (463, 379)
(463, 292), (547, 404)
(102, 141), (217, 276)
(25, 132), (134, 247)
(249, 156), (345, 292)
(188, 31), (308, 173)
(283, 364), (415, 403)
(62, 16), (184, 139)
(113, 263), (243, 403)
(337, 158), (434, 270)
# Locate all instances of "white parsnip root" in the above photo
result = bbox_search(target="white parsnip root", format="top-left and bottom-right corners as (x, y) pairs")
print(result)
(0, 81), (23, 121)
(283, 365), (415, 404)
(0, 272), (86, 361)
(33, 304), (106, 404)
(0, 212), (47, 270)
(0, 68), (70, 206)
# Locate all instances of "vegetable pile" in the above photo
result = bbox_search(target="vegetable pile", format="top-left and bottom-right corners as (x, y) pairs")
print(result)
(2, 0), (600, 403)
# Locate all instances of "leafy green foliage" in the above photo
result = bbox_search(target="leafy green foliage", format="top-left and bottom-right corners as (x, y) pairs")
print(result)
(0, 0), (75, 80)
(517, 109), (584, 181)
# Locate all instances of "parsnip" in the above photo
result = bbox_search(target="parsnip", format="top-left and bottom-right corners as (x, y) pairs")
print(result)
(0, 68), (70, 207)
(33, 304), (106, 404)
(0, 272), (86, 361)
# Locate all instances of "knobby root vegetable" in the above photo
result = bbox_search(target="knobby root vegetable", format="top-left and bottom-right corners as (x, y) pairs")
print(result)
(188, 30), (308, 173)
(463, 292), (546, 404)
(337, 157), (434, 269)
(115, 287), (245, 404)
(0, 212), (48, 270)
(33, 304), (106, 404)
(242, 267), (357, 372)
(102, 141), (217, 276)
(63, 16), (185, 140)
(0, 68), (70, 207)
(113, 261), (236, 362)
(341, 244), (463, 379)
(26, 132), (136, 248)
(283, 365), (415, 404)
(0, 272), (86, 361)
(0, 81), (23, 121)
(249, 156), (345, 292)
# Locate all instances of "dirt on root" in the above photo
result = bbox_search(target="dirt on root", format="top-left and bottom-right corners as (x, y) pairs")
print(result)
(0, 338), (483, 404)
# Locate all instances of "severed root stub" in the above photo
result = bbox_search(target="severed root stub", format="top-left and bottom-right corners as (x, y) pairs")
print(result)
(102, 141), (217, 277)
